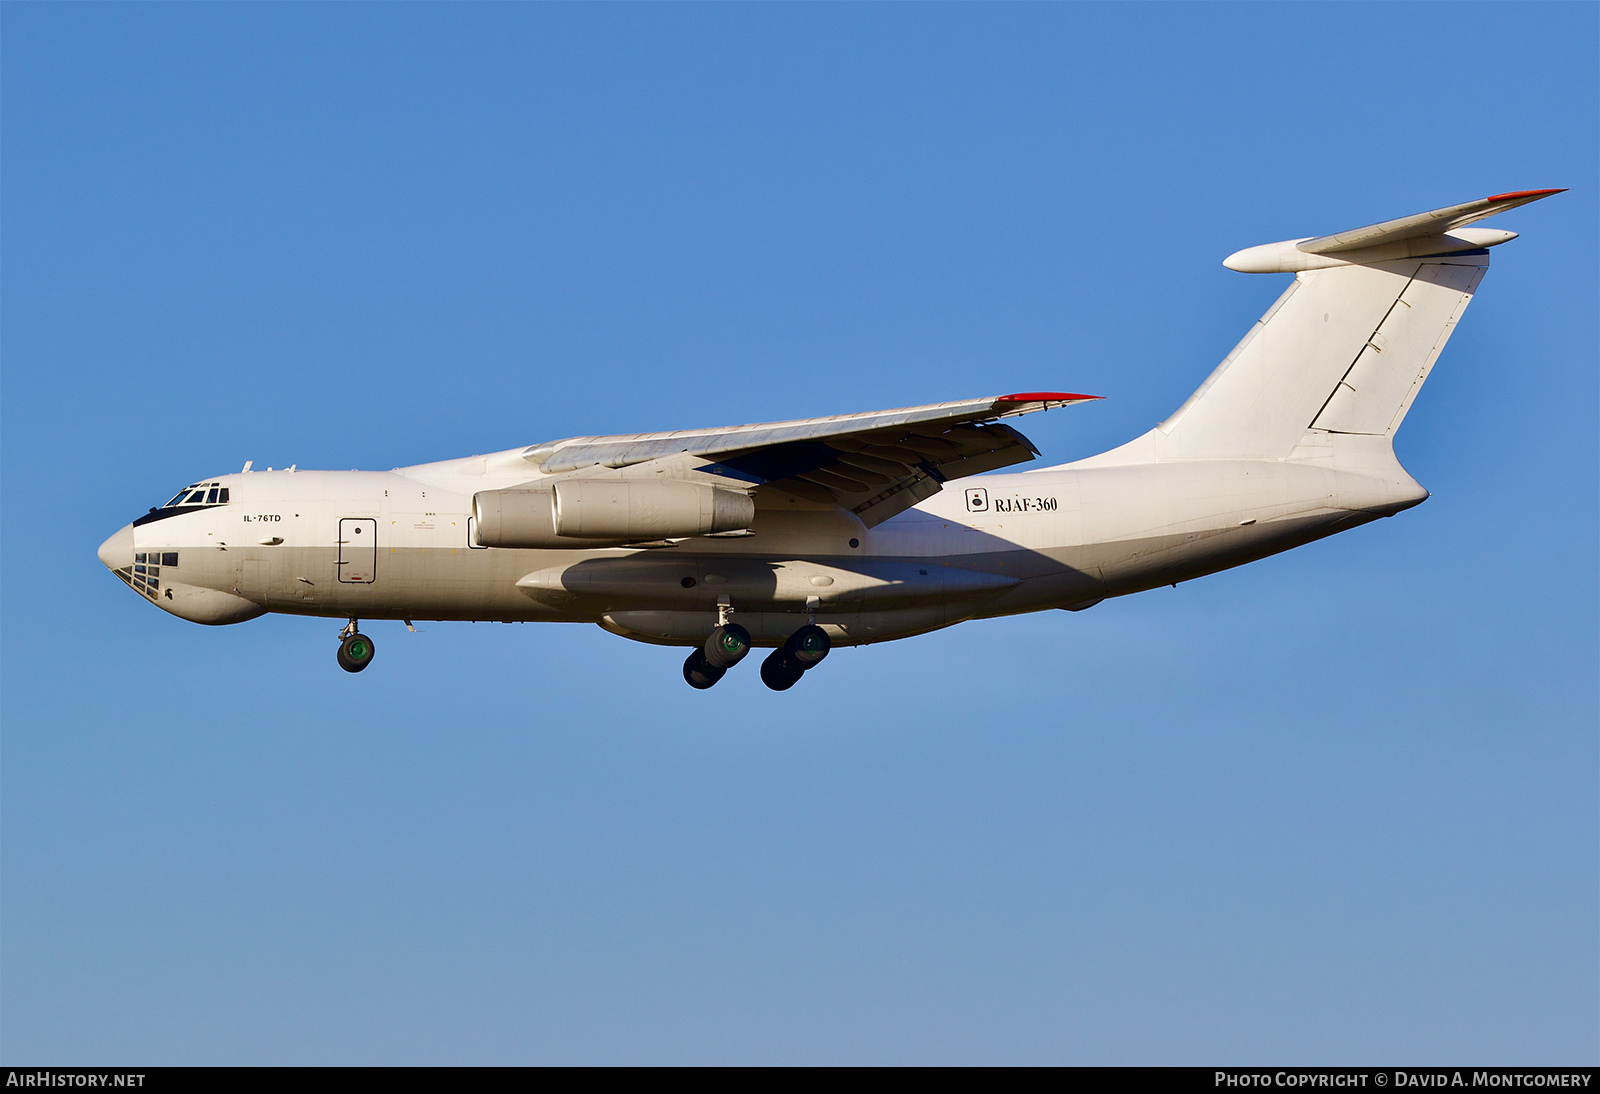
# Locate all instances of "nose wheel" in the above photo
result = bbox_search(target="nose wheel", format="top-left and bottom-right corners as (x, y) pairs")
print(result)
(337, 621), (375, 673)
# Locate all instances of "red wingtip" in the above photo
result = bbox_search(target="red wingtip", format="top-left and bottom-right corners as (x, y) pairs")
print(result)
(1488, 188), (1567, 202)
(995, 391), (1103, 404)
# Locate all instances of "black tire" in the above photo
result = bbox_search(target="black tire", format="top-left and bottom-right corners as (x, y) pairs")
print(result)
(337, 632), (375, 673)
(703, 623), (752, 670)
(785, 623), (830, 667)
(759, 648), (805, 691)
(683, 647), (726, 690)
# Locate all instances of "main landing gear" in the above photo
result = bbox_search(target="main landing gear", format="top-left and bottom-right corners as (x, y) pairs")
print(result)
(683, 622), (752, 689)
(337, 619), (375, 673)
(683, 620), (831, 692)
(758, 624), (830, 692)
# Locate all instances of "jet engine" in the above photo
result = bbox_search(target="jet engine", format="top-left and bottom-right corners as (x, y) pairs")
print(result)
(473, 480), (754, 548)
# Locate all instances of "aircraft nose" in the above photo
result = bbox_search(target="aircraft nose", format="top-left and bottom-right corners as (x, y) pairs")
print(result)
(98, 524), (134, 571)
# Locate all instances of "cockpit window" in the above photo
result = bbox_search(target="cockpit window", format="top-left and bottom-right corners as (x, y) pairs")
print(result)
(138, 482), (229, 527)
(159, 482), (229, 509)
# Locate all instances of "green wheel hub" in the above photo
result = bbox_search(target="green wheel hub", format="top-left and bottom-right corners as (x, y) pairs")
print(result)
(337, 632), (377, 673)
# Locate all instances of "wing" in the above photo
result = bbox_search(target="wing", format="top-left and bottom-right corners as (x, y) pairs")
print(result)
(526, 392), (1100, 527)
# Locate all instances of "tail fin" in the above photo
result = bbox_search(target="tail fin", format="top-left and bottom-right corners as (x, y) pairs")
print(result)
(1082, 191), (1561, 465)
(1159, 252), (1487, 458)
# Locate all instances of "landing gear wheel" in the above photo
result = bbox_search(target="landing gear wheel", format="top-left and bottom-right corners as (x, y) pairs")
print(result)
(683, 647), (726, 690)
(785, 623), (830, 667)
(759, 648), (805, 691)
(337, 632), (376, 673)
(704, 623), (752, 670)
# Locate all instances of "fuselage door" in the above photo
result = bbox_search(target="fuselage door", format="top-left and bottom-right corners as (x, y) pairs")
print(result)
(337, 518), (377, 583)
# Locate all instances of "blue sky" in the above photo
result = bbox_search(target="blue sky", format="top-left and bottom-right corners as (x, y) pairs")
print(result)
(3, 3), (1594, 1064)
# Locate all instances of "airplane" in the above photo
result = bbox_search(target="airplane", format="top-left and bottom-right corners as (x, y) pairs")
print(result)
(97, 189), (1563, 690)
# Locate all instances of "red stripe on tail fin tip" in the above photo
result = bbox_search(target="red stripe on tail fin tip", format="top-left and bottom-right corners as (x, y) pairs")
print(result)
(1487, 188), (1566, 202)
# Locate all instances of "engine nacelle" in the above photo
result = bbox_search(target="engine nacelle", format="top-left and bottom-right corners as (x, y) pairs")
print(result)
(473, 480), (754, 548)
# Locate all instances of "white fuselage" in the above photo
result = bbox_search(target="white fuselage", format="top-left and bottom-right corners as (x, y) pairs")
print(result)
(99, 441), (1427, 649)
(99, 190), (1557, 662)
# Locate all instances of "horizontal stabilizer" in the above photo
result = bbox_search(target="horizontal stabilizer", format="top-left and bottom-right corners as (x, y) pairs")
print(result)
(1224, 189), (1563, 273)
(1298, 189), (1564, 255)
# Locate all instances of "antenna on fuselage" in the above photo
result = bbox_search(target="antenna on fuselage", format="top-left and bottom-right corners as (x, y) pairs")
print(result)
(241, 460), (253, 473)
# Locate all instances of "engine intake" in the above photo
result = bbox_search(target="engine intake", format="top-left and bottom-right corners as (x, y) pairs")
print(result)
(473, 480), (754, 548)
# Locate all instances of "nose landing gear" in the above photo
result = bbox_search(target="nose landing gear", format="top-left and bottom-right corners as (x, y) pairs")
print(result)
(337, 619), (375, 673)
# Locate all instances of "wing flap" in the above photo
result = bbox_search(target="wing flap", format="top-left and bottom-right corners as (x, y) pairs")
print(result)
(723, 419), (1044, 527)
